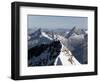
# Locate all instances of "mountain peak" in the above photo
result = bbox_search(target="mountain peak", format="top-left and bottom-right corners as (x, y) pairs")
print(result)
(66, 26), (86, 38)
(35, 28), (42, 34)
(29, 28), (42, 37)
(37, 28), (42, 32)
(72, 26), (77, 30)
(71, 26), (81, 33)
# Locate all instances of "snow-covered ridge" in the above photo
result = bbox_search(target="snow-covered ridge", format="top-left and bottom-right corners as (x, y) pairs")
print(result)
(54, 43), (80, 65)
(28, 27), (87, 66)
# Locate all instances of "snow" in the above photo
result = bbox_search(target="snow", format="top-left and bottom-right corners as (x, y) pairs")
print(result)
(69, 34), (84, 39)
(29, 29), (81, 66)
(65, 31), (69, 35)
(67, 34), (84, 49)
(28, 31), (53, 49)
(42, 32), (53, 40)
(54, 43), (80, 65)
(85, 31), (88, 34)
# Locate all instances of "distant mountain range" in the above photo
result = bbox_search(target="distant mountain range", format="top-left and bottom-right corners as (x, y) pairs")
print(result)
(28, 26), (88, 66)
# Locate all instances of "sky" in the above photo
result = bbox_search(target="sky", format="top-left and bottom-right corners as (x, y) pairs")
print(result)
(28, 15), (88, 30)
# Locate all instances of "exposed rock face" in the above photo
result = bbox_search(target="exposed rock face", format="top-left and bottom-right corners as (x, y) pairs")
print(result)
(28, 28), (53, 49)
(28, 41), (62, 66)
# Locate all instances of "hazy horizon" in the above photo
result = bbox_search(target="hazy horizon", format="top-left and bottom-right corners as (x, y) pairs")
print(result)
(28, 15), (88, 30)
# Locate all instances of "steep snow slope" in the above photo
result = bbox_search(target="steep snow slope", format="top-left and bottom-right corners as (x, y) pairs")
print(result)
(65, 27), (88, 64)
(54, 43), (80, 65)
